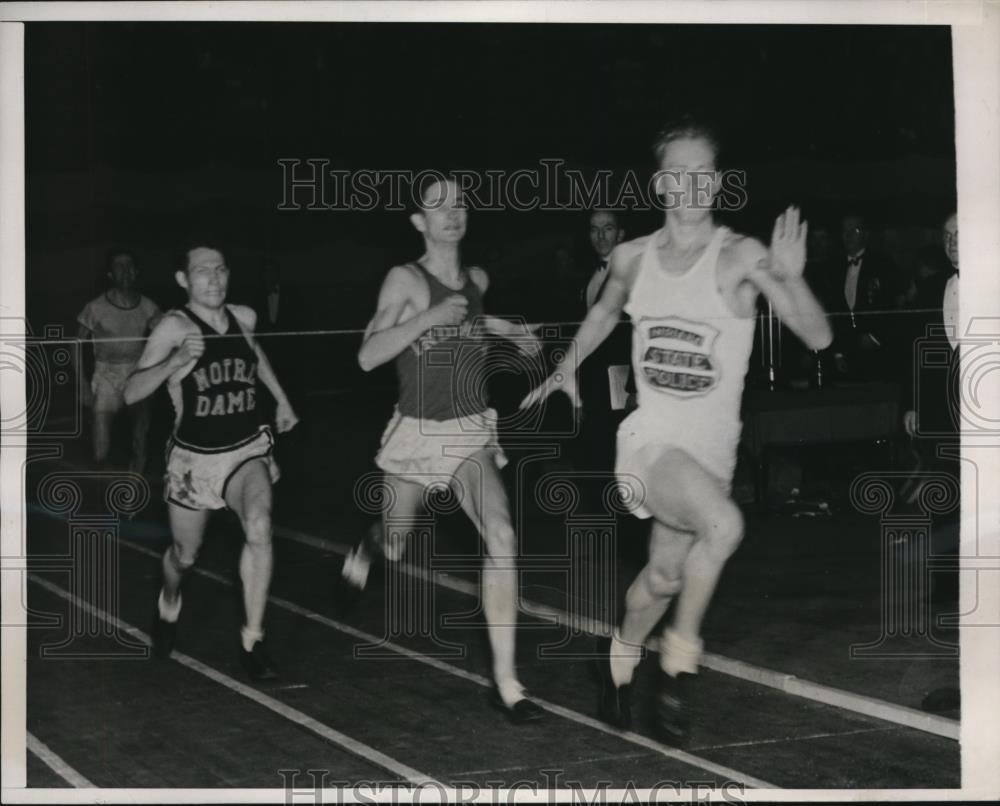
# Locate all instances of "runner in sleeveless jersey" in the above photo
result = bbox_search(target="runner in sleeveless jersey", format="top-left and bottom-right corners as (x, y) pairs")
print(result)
(124, 242), (298, 681)
(523, 117), (832, 742)
(340, 175), (545, 723)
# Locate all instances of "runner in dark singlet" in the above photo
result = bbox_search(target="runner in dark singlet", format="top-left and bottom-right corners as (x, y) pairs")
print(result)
(340, 175), (546, 723)
(125, 242), (298, 681)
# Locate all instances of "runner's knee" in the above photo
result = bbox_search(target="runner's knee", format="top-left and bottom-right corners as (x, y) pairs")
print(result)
(483, 520), (516, 559)
(243, 508), (272, 546)
(702, 503), (744, 561)
(170, 543), (198, 570)
(645, 563), (683, 597)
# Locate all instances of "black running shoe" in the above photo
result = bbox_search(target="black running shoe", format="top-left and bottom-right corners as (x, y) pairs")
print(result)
(594, 636), (633, 730)
(652, 668), (693, 745)
(150, 613), (178, 660)
(488, 687), (545, 724)
(240, 640), (279, 682)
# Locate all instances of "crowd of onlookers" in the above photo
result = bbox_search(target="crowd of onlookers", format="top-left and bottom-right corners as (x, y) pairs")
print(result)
(795, 212), (958, 389)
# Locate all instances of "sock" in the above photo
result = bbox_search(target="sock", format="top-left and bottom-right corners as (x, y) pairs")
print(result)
(241, 625), (264, 653)
(341, 544), (371, 587)
(660, 629), (703, 677)
(495, 677), (525, 708)
(158, 590), (182, 623)
(609, 630), (643, 688)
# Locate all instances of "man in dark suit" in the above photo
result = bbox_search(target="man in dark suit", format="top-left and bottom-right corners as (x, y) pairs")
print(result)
(901, 211), (960, 713)
(902, 213), (959, 464)
(828, 214), (902, 381)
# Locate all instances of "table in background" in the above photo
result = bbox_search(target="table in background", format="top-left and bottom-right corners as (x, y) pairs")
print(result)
(742, 382), (901, 511)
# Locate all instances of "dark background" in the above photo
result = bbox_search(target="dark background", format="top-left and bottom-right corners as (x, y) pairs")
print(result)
(25, 22), (956, 360)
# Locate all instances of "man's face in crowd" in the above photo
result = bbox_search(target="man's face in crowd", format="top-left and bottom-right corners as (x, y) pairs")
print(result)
(589, 211), (623, 260)
(841, 216), (867, 257)
(942, 213), (959, 269)
(109, 253), (136, 290)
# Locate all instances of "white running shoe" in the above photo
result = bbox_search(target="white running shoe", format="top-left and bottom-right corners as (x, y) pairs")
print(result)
(340, 543), (371, 590)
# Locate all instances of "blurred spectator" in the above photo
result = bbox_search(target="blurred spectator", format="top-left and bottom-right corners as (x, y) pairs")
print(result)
(893, 240), (954, 412)
(902, 214), (959, 456)
(582, 211), (623, 310)
(828, 214), (902, 381)
(904, 243), (953, 311)
(901, 212), (960, 712)
(76, 249), (161, 472)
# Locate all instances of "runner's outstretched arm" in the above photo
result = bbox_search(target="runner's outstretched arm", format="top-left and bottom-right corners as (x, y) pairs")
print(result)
(520, 245), (633, 409)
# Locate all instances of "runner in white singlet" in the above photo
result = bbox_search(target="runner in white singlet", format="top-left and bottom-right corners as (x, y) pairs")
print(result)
(522, 116), (832, 743)
(617, 224), (755, 514)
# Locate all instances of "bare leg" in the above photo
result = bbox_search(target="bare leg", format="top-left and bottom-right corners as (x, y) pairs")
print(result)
(618, 447), (743, 664)
(452, 449), (526, 708)
(162, 503), (210, 609)
(612, 520), (693, 685)
(612, 447), (743, 740)
(224, 459), (275, 642)
(645, 451), (744, 658)
(127, 401), (151, 475)
(341, 473), (425, 592)
(92, 410), (114, 464)
(150, 502), (210, 657)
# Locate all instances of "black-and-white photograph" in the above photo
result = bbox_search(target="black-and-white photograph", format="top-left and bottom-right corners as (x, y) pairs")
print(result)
(2, 2), (999, 801)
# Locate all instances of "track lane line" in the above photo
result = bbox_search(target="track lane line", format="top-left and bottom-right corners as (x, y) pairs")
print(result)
(272, 524), (960, 741)
(692, 726), (896, 752)
(26, 574), (439, 788)
(30, 456), (959, 740)
(110, 535), (776, 788)
(25, 733), (94, 788)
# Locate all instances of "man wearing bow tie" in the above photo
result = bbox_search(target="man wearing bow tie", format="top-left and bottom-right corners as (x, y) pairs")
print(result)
(584, 211), (624, 310)
(899, 212), (961, 718)
(829, 214), (900, 381)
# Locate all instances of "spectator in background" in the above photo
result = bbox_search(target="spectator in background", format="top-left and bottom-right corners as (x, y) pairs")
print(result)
(902, 214), (959, 467)
(583, 211), (625, 311)
(829, 214), (902, 381)
(903, 243), (953, 312)
(901, 211), (960, 713)
(77, 249), (161, 473)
